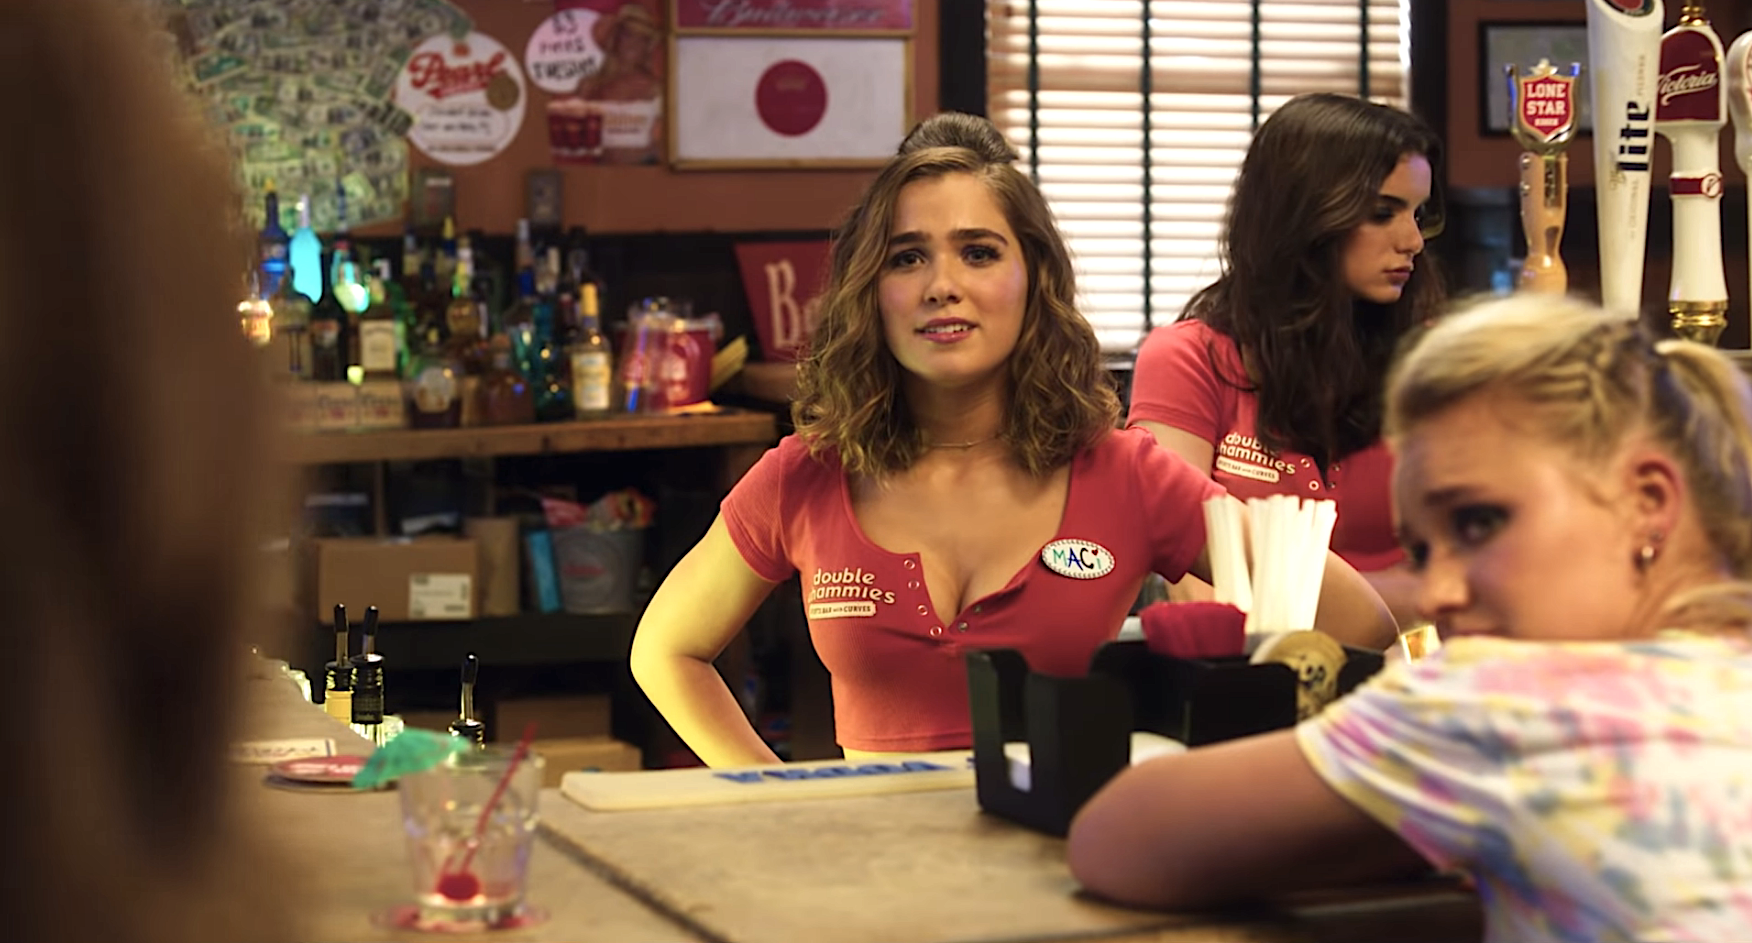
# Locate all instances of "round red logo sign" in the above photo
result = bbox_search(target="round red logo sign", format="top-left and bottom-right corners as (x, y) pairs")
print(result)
(756, 60), (828, 137)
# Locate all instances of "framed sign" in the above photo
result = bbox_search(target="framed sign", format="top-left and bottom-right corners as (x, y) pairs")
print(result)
(1480, 22), (1592, 136)
(673, 0), (912, 32)
(671, 36), (909, 167)
(668, 0), (914, 169)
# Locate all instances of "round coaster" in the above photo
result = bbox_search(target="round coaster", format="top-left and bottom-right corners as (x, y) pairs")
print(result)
(372, 904), (549, 934)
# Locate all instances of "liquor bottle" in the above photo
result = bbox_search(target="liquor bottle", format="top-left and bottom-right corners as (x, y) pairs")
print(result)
(569, 282), (614, 418)
(412, 258), (447, 348)
(258, 181), (290, 298)
(404, 326), (463, 429)
(501, 268), (541, 381)
(349, 607), (387, 748)
(238, 270), (275, 348)
(323, 605), (353, 725)
(448, 654), (487, 749)
(433, 216), (457, 291)
(357, 260), (401, 382)
(532, 247), (573, 420)
(514, 217), (537, 279)
(399, 227), (425, 300)
(445, 241), (487, 378)
(309, 260), (346, 383)
(443, 238), (488, 377)
(289, 193), (322, 303)
(269, 259), (312, 380)
(477, 334), (536, 426)
(328, 182), (371, 317)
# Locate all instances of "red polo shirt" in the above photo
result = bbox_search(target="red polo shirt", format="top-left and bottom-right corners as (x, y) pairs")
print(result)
(722, 427), (1223, 753)
(1128, 319), (1404, 572)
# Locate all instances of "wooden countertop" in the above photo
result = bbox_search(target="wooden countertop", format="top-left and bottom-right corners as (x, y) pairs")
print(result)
(236, 667), (700, 942)
(237, 662), (1480, 943)
(281, 409), (777, 465)
(539, 775), (1483, 943)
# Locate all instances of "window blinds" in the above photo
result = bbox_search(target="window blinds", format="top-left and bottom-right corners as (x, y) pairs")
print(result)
(987, 1), (1410, 355)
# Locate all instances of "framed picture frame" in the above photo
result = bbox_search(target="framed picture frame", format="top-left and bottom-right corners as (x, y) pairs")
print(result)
(1479, 21), (1592, 137)
(668, 34), (912, 168)
(672, 0), (913, 31)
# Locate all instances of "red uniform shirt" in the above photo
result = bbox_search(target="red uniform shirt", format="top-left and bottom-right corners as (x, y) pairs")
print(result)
(721, 427), (1223, 753)
(1128, 319), (1404, 572)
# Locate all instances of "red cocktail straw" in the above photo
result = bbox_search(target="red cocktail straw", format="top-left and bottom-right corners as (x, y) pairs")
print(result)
(435, 721), (538, 899)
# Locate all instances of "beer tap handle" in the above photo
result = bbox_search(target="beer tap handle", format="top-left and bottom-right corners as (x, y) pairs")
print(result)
(1726, 33), (1752, 176)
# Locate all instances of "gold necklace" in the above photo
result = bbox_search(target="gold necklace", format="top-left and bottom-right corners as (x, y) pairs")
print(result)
(923, 435), (999, 450)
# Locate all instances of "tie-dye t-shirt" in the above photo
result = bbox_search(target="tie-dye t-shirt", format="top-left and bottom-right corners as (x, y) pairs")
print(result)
(1297, 634), (1752, 943)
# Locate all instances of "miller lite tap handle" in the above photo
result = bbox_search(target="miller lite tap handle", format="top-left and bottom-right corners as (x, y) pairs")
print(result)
(1586, 0), (1665, 314)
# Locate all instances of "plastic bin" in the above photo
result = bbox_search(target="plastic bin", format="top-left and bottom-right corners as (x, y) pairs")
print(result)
(550, 526), (646, 614)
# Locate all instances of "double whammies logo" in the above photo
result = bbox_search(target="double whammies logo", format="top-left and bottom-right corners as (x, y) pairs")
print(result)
(1214, 433), (1297, 484)
(807, 566), (895, 620)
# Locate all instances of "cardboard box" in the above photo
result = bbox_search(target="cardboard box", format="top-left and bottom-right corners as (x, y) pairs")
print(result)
(355, 379), (407, 430)
(308, 537), (479, 622)
(496, 694), (611, 741)
(532, 736), (642, 787)
(284, 382), (325, 433)
(312, 382), (361, 431)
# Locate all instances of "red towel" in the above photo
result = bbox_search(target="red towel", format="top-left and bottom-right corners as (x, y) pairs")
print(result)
(1139, 601), (1246, 659)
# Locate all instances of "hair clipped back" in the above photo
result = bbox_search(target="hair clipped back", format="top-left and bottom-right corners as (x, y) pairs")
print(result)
(1387, 293), (1752, 627)
(897, 111), (1019, 162)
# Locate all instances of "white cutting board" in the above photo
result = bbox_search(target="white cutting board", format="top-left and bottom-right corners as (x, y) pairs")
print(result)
(560, 732), (1188, 811)
(562, 750), (977, 811)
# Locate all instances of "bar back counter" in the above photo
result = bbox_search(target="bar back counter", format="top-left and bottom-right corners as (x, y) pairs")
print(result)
(241, 661), (1482, 943)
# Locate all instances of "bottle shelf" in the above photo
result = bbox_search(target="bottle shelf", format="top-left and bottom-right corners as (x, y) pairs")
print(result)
(281, 408), (776, 465)
(305, 611), (639, 673)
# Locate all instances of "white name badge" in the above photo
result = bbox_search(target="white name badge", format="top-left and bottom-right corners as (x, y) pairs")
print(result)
(1041, 539), (1115, 579)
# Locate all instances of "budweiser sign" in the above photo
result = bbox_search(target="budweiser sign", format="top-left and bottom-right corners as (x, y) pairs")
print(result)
(1656, 28), (1724, 122)
(406, 50), (509, 101)
(676, 0), (912, 31)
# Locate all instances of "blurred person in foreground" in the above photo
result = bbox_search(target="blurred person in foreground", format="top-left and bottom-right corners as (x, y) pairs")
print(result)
(0, 1), (296, 941)
(630, 112), (1396, 768)
(1070, 293), (1752, 942)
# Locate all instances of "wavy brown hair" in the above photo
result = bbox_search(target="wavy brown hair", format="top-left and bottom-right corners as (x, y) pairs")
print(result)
(793, 113), (1119, 478)
(1187, 93), (1446, 471)
(0, 2), (299, 941)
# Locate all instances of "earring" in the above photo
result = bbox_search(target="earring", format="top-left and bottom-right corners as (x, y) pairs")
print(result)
(1637, 534), (1663, 571)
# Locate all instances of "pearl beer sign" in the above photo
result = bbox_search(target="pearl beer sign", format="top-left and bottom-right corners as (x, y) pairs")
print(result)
(1513, 60), (1579, 145)
(394, 32), (528, 167)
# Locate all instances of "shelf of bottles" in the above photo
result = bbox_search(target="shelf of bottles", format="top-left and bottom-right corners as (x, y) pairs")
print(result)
(240, 179), (711, 452)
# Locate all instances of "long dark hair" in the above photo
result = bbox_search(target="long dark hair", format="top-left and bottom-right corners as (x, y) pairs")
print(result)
(1187, 93), (1446, 470)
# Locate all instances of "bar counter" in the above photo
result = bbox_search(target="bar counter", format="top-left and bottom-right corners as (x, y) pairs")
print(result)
(239, 665), (1481, 943)
(237, 669), (698, 942)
